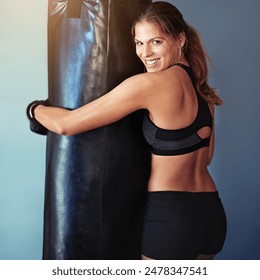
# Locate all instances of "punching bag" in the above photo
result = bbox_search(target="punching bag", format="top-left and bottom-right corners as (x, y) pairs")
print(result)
(44, 0), (151, 259)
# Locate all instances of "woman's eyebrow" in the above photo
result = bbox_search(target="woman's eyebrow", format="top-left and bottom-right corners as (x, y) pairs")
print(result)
(134, 36), (164, 42)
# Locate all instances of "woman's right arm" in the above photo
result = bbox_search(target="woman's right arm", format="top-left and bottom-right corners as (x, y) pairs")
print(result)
(35, 73), (153, 136)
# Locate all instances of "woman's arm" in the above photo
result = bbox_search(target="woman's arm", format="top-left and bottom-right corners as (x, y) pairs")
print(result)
(35, 74), (151, 136)
(207, 105), (215, 165)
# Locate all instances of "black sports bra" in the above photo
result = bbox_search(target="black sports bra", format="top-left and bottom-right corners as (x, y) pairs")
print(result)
(143, 63), (213, 156)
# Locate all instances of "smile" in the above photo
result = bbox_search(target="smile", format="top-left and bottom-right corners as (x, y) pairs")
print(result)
(145, 59), (160, 66)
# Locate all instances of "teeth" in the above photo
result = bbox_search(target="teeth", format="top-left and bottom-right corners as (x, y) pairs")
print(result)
(145, 59), (159, 66)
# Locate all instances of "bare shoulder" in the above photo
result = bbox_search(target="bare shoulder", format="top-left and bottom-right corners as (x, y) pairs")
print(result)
(131, 70), (181, 92)
(117, 69), (184, 109)
(165, 66), (197, 102)
(121, 72), (159, 92)
(170, 66), (191, 88)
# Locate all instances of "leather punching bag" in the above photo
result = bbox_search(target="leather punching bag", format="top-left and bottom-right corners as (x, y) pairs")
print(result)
(43, 0), (151, 259)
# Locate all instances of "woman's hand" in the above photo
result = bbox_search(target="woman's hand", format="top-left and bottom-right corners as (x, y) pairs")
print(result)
(26, 100), (49, 135)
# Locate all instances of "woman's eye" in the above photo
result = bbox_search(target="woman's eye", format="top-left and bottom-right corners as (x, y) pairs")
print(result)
(135, 41), (142, 46)
(152, 40), (161, 45)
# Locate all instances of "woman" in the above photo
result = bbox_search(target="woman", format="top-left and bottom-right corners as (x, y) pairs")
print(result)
(27, 1), (226, 260)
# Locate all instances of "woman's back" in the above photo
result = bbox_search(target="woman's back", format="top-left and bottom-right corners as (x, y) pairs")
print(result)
(143, 64), (216, 192)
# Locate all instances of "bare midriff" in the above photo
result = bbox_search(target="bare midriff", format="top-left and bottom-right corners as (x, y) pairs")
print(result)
(147, 148), (217, 192)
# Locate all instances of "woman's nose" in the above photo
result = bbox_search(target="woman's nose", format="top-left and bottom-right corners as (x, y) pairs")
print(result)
(142, 44), (153, 57)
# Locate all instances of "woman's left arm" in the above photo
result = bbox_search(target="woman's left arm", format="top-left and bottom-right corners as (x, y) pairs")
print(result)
(35, 74), (150, 136)
(207, 105), (215, 165)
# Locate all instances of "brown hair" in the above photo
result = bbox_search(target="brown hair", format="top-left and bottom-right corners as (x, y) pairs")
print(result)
(132, 1), (223, 105)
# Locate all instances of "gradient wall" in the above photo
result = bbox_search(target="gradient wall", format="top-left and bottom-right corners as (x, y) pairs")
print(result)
(0, 0), (259, 259)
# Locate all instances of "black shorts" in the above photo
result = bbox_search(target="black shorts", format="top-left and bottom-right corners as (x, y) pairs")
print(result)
(141, 191), (227, 260)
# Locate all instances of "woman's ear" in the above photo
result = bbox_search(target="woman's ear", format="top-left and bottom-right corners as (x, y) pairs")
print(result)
(179, 32), (186, 48)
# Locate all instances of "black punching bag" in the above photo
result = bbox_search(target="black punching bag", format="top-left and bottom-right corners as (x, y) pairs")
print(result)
(43, 0), (151, 259)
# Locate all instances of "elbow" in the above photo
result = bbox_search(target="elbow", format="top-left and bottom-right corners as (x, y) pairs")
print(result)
(56, 126), (74, 137)
(55, 122), (67, 136)
(55, 119), (75, 136)
(56, 127), (72, 136)
(54, 109), (79, 136)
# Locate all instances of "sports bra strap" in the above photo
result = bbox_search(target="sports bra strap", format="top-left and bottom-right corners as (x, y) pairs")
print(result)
(142, 63), (213, 156)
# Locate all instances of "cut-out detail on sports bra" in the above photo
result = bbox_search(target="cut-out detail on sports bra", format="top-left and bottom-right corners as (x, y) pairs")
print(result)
(142, 63), (213, 156)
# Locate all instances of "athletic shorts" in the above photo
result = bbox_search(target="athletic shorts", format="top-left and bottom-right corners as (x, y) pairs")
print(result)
(141, 191), (227, 260)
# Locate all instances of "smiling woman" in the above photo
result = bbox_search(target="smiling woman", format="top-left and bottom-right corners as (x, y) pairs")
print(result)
(134, 21), (185, 72)
(27, 1), (226, 260)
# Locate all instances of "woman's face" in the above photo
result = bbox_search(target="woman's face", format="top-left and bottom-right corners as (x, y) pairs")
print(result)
(134, 20), (179, 73)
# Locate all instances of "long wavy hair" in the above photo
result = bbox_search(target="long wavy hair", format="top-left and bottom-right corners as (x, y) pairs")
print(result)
(132, 1), (223, 105)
